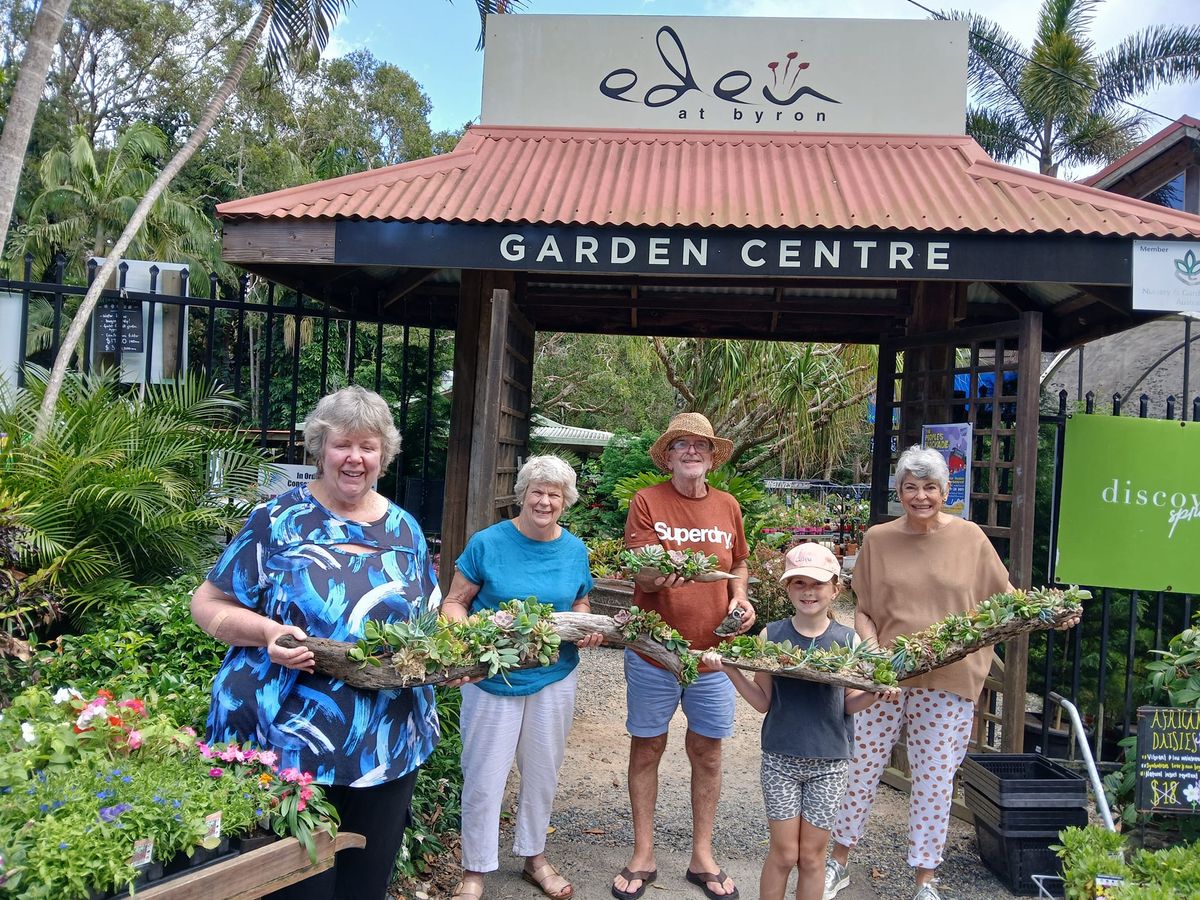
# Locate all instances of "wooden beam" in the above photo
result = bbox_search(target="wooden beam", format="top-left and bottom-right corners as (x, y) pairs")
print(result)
(1001, 310), (1043, 753)
(986, 282), (1049, 314)
(379, 268), (439, 310)
(1068, 284), (1129, 314)
(870, 338), (898, 523)
(222, 220), (336, 264)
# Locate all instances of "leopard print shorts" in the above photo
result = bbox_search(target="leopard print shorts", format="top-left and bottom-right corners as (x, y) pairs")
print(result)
(760, 751), (849, 828)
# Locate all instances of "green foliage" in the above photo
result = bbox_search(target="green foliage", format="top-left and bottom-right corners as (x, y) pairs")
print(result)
(1103, 620), (1200, 837)
(584, 537), (626, 578)
(1054, 824), (1200, 898)
(612, 606), (698, 684)
(12, 575), (223, 731)
(560, 432), (657, 540)
(0, 366), (269, 615)
(396, 686), (462, 879)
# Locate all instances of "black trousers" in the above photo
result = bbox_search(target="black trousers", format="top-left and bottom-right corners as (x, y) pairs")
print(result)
(266, 769), (420, 900)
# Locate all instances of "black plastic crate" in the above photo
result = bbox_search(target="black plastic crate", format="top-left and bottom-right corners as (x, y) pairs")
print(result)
(964, 783), (1089, 832)
(960, 753), (1087, 807)
(973, 815), (1064, 896)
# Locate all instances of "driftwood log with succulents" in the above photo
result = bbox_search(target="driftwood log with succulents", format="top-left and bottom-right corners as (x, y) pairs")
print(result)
(283, 588), (1088, 695)
(278, 599), (698, 689)
(619, 546), (738, 582)
(712, 586), (1090, 693)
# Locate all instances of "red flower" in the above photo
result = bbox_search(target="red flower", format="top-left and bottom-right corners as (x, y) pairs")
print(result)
(96, 689), (114, 701)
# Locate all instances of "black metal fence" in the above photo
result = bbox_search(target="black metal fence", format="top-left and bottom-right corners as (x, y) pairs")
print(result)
(1, 256), (448, 535)
(1033, 389), (1199, 766)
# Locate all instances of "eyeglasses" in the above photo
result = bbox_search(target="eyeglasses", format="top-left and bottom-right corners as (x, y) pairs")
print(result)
(669, 439), (714, 453)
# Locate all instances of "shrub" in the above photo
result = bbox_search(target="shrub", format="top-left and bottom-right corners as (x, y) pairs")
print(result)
(0, 366), (269, 617)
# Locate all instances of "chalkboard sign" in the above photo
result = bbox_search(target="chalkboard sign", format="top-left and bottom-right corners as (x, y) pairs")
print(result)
(1135, 706), (1200, 814)
(95, 301), (143, 353)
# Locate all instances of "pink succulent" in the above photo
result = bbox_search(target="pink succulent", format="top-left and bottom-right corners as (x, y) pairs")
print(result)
(490, 610), (515, 629)
(613, 609), (632, 626)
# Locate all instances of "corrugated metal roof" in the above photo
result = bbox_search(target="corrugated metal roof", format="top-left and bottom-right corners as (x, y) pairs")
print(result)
(217, 126), (1200, 238)
(530, 414), (613, 448)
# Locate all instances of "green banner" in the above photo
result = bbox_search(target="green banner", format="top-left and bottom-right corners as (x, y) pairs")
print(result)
(1057, 415), (1200, 593)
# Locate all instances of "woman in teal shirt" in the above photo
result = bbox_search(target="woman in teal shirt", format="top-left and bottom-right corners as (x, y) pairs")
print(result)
(442, 456), (601, 900)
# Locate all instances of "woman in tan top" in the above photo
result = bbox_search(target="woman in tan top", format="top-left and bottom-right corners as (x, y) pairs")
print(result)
(824, 446), (1011, 900)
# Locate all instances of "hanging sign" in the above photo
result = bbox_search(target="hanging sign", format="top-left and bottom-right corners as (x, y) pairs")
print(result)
(1056, 415), (1200, 592)
(1135, 706), (1200, 815)
(481, 15), (968, 135)
(259, 464), (320, 499)
(1132, 240), (1200, 312)
(921, 423), (972, 519)
(95, 301), (144, 353)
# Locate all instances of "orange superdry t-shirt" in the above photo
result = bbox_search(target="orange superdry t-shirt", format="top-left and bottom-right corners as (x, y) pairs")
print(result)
(624, 480), (749, 659)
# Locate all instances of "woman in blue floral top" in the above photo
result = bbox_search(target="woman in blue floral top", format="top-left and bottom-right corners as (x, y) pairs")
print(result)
(191, 386), (439, 900)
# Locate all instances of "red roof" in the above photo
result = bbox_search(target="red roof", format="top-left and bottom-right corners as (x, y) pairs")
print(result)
(216, 125), (1200, 238)
(1081, 115), (1200, 189)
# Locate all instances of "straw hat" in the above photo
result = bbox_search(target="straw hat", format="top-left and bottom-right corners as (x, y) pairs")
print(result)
(649, 412), (734, 471)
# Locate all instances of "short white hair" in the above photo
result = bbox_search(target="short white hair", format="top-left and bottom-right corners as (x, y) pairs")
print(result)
(894, 445), (950, 495)
(514, 455), (579, 508)
(304, 386), (401, 473)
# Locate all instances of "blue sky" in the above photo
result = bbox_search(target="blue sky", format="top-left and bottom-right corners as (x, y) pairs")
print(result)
(327, 0), (1199, 164)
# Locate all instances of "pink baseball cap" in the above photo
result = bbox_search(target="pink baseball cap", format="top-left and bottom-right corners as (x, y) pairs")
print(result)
(779, 542), (841, 583)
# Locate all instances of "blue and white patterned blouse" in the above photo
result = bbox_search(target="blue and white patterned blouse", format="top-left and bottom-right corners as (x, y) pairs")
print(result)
(204, 484), (441, 787)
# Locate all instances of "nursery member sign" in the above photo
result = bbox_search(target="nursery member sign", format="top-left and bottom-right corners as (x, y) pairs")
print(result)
(1056, 416), (1200, 593)
(1135, 706), (1200, 815)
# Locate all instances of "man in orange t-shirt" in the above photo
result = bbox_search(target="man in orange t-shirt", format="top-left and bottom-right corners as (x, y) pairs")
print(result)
(612, 414), (753, 900)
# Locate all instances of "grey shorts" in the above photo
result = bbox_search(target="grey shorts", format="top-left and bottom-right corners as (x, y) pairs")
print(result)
(760, 752), (849, 829)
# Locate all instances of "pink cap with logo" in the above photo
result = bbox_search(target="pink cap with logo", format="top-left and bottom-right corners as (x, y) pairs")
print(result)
(779, 542), (841, 583)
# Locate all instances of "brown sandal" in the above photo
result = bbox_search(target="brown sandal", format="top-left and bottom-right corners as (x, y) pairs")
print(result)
(612, 867), (657, 900)
(522, 862), (573, 899)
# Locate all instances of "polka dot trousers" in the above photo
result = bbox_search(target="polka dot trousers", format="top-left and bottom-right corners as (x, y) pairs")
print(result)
(831, 687), (974, 870)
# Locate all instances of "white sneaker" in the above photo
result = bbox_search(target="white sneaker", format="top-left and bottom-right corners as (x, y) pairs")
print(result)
(823, 858), (849, 900)
(913, 883), (943, 900)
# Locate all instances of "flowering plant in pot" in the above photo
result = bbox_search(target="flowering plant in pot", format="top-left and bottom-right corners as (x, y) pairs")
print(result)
(0, 688), (336, 895)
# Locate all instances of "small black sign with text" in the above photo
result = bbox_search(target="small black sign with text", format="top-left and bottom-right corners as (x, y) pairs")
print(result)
(95, 301), (144, 353)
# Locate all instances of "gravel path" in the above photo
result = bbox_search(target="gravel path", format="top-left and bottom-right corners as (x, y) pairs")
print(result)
(398, 648), (1027, 900)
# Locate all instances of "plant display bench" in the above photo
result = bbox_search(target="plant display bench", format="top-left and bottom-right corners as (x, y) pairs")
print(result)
(130, 831), (364, 899)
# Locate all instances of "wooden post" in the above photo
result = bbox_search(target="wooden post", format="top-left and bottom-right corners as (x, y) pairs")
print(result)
(870, 337), (897, 523)
(1001, 310), (1042, 752)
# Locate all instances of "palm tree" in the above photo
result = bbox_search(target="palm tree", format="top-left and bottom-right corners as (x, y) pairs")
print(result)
(950, 0), (1200, 176)
(0, 0), (72, 261)
(8, 122), (217, 281)
(34, 0), (519, 442)
(650, 337), (877, 476)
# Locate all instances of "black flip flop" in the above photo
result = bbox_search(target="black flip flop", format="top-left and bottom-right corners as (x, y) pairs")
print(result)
(685, 868), (740, 900)
(611, 867), (657, 900)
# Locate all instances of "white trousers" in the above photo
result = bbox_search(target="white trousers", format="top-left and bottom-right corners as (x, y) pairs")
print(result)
(458, 670), (578, 872)
(832, 687), (975, 869)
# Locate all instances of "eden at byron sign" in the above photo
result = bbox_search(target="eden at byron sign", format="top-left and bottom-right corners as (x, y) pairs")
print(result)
(1056, 415), (1200, 593)
(480, 15), (968, 135)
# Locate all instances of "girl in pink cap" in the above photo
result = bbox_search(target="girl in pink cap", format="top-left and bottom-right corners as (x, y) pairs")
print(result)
(704, 543), (893, 900)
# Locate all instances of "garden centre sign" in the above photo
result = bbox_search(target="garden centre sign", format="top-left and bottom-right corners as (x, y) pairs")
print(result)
(481, 15), (968, 135)
(335, 222), (1134, 283)
(1056, 415), (1200, 593)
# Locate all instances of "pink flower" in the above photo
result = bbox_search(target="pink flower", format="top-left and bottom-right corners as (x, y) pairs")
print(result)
(117, 699), (146, 717)
(126, 730), (142, 750)
(299, 786), (313, 802)
(197, 742), (215, 759)
(208, 767), (224, 779)
(178, 726), (197, 737)
(219, 746), (243, 763)
(279, 767), (301, 783)
(257, 750), (278, 767)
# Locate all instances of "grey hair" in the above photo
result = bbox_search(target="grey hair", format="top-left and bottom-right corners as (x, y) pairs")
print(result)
(303, 386), (401, 473)
(894, 444), (950, 496)
(514, 455), (579, 508)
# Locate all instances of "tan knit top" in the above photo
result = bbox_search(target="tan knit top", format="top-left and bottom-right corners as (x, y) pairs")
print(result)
(854, 515), (1011, 702)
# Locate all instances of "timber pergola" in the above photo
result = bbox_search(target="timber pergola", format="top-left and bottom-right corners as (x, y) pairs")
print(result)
(216, 125), (1200, 752)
